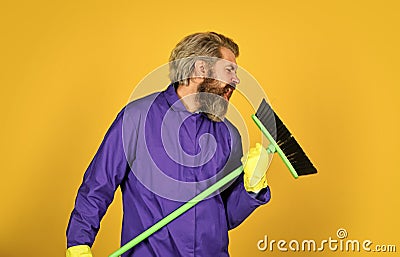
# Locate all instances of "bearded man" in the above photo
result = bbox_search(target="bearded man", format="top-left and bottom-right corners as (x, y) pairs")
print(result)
(66, 32), (271, 257)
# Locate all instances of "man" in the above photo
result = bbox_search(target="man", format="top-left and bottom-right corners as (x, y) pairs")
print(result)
(66, 32), (270, 257)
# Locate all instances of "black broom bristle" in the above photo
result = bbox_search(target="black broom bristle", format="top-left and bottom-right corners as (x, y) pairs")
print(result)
(255, 99), (317, 176)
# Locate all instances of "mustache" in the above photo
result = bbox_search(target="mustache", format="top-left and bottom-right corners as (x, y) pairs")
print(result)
(198, 79), (235, 96)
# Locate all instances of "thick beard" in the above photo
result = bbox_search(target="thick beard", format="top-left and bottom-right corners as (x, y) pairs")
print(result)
(197, 78), (229, 122)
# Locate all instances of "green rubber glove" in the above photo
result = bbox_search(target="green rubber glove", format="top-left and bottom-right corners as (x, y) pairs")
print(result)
(242, 143), (269, 193)
(66, 245), (93, 257)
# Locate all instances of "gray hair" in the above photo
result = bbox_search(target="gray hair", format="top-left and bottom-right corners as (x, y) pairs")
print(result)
(169, 32), (239, 85)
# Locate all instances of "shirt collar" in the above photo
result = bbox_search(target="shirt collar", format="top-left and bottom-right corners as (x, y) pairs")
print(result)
(164, 83), (190, 112)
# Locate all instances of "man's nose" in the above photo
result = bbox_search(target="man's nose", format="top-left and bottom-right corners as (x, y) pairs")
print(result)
(231, 74), (240, 87)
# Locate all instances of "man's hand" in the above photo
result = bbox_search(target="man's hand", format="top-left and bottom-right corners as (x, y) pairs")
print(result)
(242, 143), (269, 193)
(66, 245), (93, 257)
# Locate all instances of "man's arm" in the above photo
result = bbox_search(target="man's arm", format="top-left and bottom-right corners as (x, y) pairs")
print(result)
(66, 109), (132, 247)
(221, 173), (270, 230)
(221, 130), (271, 230)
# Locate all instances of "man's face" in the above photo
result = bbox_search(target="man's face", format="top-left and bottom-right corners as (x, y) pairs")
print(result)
(213, 47), (240, 100)
(197, 47), (240, 121)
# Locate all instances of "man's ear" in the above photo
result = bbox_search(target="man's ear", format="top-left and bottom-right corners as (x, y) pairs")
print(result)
(194, 60), (207, 77)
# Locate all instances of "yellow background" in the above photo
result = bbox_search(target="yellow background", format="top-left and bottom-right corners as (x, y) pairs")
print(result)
(1, 0), (399, 256)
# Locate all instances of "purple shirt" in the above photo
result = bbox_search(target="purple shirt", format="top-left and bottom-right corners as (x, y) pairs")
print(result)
(66, 84), (271, 256)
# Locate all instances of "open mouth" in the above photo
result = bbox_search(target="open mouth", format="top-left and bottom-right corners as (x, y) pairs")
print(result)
(223, 84), (235, 101)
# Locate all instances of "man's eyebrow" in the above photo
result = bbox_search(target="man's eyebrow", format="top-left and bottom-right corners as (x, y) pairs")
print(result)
(226, 64), (238, 70)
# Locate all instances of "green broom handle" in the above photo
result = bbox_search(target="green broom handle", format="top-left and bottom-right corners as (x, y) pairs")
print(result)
(108, 165), (244, 257)
(251, 115), (299, 179)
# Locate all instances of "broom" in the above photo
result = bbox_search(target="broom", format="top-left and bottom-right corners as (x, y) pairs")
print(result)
(108, 99), (316, 256)
(252, 99), (317, 178)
